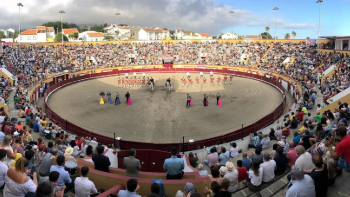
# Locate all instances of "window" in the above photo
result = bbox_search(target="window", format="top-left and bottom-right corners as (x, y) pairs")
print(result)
(33, 36), (36, 40)
(27, 36), (31, 40)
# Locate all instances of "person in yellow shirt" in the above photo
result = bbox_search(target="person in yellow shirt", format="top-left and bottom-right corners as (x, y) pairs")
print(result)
(290, 112), (295, 121)
(301, 106), (308, 114)
(41, 118), (48, 128)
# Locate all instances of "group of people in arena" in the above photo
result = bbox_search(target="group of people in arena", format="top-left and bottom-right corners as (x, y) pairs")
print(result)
(0, 39), (349, 197)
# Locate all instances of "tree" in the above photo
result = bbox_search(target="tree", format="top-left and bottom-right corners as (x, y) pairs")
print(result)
(265, 26), (270, 39)
(42, 21), (70, 34)
(171, 35), (176, 40)
(0, 31), (6, 39)
(218, 34), (223, 39)
(169, 30), (175, 35)
(115, 31), (119, 36)
(260, 32), (272, 39)
(104, 35), (114, 41)
(306, 37), (310, 39)
(69, 32), (79, 40)
(292, 31), (296, 39)
(54, 32), (68, 42)
(285, 33), (291, 39)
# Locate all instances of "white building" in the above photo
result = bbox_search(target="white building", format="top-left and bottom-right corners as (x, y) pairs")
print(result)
(16, 26), (55, 43)
(79, 31), (104, 41)
(222, 32), (238, 39)
(63, 28), (79, 41)
(0, 28), (15, 38)
(142, 27), (170, 40)
(103, 25), (131, 40)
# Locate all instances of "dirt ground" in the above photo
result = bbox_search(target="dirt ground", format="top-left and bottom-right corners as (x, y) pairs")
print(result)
(47, 73), (283, 143)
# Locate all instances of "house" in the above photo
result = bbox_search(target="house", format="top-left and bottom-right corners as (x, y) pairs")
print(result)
(16, 26), (55, 43)
(195, 33), (213, 40)
(176, 30), (197, 39)
(142, 27), (170, 40)
(243, 35), (262, 41)
(79, 31), (104, 41)
(103, 24), (117, 34)
(63, 28), (79, 41)
(0, 28), (15, 38)
(222, 32), (238, 39)
(103, 24), (132, 40)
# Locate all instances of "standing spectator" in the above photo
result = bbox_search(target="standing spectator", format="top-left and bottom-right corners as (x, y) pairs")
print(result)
(229, 142), (239, 158)
(286, 141), (299, 167)
(236, 160), (247, 183)
(197, 164), (208, 176)
(163, 147), (184, 180)
(92, 145), (111, 173)
(247, 160), (263, 192)
(219, 147), (230, 166)
(304, 154), (328, 197)
(295, 145), (314, 171)
(123, 148), (141, 177)
(241, 152), (251, 170)
(260, 153), (276, 183)
(286, 165), (315, 197)
(75, 166), (98, 197)
(223, 162), (239, 193)
(39, 148), (58, 177)
(0, 149), (8, 187)
(188, 152), (198, 168)
(273, 147), (287, 175)
(260, 133), (271, 149)
(50, 155), (74, 193)
(205, 147), (219, 167)
(118, 179), (141, 197)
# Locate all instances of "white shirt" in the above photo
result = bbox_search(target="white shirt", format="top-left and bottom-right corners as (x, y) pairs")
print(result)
(210, 71), (213, 75)
(125, 73), (128, 77)
(248, 167), (263, 186)
(186, 72), (190, 76)
(142, 73), (145, 76)
(74, 177), (98, 197)
(260, 160), (276, 182)
(295, 152), (314, 171)
(286, 175), (315, 197)
(200, 71), (203, 76)
(230, 147), (239, 158)
(0, 161), (8, 186)
(133, 72), (136, 76)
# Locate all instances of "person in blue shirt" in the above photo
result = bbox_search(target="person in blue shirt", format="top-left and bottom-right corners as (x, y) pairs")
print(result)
(33, 119), (39, 133)
(25, 113), (31, 125)
(24, 149), (40, 181)
(50, 155), (74, 193)
(241, 152), (251, 170)
(163, 147), (184, 180)
(292, 131), (301, 147)
(118, 178), (141, 197)
(0, 131), (4, 142)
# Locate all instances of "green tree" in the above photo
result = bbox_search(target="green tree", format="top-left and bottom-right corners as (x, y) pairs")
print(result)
(104, 35), (114, 41)
(218, 33), (223, 39)
(115, 31), (119, 36)
(285, 33), (291, 39)
(69, 32), (79, 39)
(292, 31), (296, 39)
(42, 21), (70, 34)
(0, 31), (6, 39)
(260, 32), (272, 39)
(265, 26), (270, 39)
(306, 37), (310, 39)
(171, 35), (176, 40)
(54, 32), (68, 42)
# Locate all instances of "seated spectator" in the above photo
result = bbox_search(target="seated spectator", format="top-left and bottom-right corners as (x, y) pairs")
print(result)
(236, 160), (247, 182)
(325, 126), (350, 185)
(293, 131), (301, 146)
(260, 133), (271, 149)
(286, 165), (315, 197)
(39, 148), (58, 177)
(223, 162), (239, 193)
(118, 179), (141, 197)
(282, 125), (290, 136)
(203, 181), (220, 197)
(24, 149), (40, 181)
(4, 157), (37, 197)
(205, 147), (219, 167)
(241, 152), (251, 170)
(273, 147), (287, 175)
(215, 178), (231, 197)
(188, 152), (198, 168)
(0, 149), (8, 187)
(85, 145), (93, 157)
(33, 120), (39, 133)
(149, 183), (161, 197)
(290, 116), (298, 129)
(247, 160), (263, 192)
(25, 181), (64, 197)
(75, 166), (98, 197)
(123, 148), (141, 177)
(295, 145), (314, 171)
(92, 145), (111, 173)
(304, 154), (328, 197)
(163, 147), (184, 180)
(260, 153), (276, 183)
(275, 126), (283, 141)
(50, 155), (74, 193)
(198, 164), (208, 176)
(286, 141), (299, 167)
(229, 142), (239, 158)
(269, 128), (277, 140)
(219, 147), (230, 166)
(3, 135), (19, 166)
(208, 167), (222, 184)
(249, 148), (263, 164)
(299, 130), (312, 150)
(248, 132), (261, 149)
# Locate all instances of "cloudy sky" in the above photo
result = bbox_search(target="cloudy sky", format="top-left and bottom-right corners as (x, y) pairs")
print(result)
(1, 0), (349, 38)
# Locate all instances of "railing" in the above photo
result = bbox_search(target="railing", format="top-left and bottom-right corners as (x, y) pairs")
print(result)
(44, 68), (287, 152)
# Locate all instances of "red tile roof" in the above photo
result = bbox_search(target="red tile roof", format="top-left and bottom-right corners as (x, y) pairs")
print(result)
(87, 32), (104, 37)
(20, 29), (37, 35)
(46, 27), (54, 30)
(198, 33), (212, 37)
(36, 26), (45, 30)
(63, 28), (79, 35)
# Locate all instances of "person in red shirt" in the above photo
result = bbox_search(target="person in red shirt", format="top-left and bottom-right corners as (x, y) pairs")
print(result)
(230, 75), (233, 84)
(118, 78), (121, 87)
(217, 77), (221, 85)
(122, 79), (125, 87)
(181, 77), (186, 87)
(195, 77), (199, 86)
(75, 137), (82, 151)
(326, 126), (350, 185)
(203, 77), (207, 86)
(224, 75), (228, 85)
(188, 78), (192, 87)
(297, 109), (304, 122)
(210, 77), (214, 86)
(236, 160), (247, 182)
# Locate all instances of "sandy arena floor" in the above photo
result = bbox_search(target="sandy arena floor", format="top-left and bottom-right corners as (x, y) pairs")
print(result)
(47, 73), (283, 143)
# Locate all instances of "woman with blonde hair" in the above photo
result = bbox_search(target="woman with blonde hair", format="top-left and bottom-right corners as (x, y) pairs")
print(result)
(4, 157), (37, 197)
(3, 135), (19, 166)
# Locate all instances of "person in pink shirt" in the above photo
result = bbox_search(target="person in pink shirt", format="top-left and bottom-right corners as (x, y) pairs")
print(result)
(286, 141), (299, 167)
(205, 147), (219, 167)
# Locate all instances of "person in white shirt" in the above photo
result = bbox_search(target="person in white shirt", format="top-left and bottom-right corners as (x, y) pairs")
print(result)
(186, 72), (190, 78)
(133, 72), (137, 79)
(230, 142), (239, 158)
(260, 134), (271, 149)
(210, 71), (213, 77)
(295, 145), (314, 171)
(0, 150), (8, 187)
(142, 72), (145, 78)
(75, 166), (98, 197)
(260, 153), (276, 183)
(199, 71), (203, 78)
(125, 73), (128, 79)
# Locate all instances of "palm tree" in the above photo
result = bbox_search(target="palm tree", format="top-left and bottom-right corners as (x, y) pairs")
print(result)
(292, 31), (296, 39)
(265, 26), (270, 39)
(285, 33), (291, 39)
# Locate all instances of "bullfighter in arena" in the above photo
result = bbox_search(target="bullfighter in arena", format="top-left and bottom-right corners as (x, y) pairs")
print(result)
(186, 93), (192, 108)
(216, 93), (222, 106)
(224, 75), (228, 85)
(203, 94), (208, 107)
(230, 75), (233, 84)
(203, 77), (207, 86)
(115, 92), (120, 105)
(118, 77), (121, 87)
(107, 91), (112, 104)
(99, 91), (105, 104)
(195, 77), (199, 86)
(125, 92), (132, 105)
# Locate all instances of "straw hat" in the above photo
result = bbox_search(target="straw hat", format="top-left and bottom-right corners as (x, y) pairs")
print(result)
(225, 161), (235, 171)
(65, 147), (73, 155)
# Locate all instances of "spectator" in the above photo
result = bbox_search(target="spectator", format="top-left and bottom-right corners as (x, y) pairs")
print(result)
(197, 164), (208, 176)
(25, 181), (65, 197)
(248, 132), (261, 149)
(183, 182), (196, 197)
(247, 160), (263, 192)
(275, 126), (283, 141)
(290, 116), (298, 129)
(269, 128), (277, 140)
(208, 167), (222, 184)
(215, 178), (231, 197)
(299, 130), (312, 150)
(205, 147), (219, 167)
(241, 152), (251, 170)
(203, 181), (220, 197)
(0, 149), (8, 187)
(260, 153), (276, 183)
(295, 145), (314, 171)
(3, 135), (19, 166)
(236, 160), (247, 182)
(297, 109), (304, 121)
(273, 147), (287, 175)
(223, 162), (239, 193)
(33, 120), (39, 133)
(315, 111), (322, 123)
(4, 157), (37, 197)
(39, 148), (58, 177)
(304, 154), (328, 197)
(325, 126), (350, 185)
(149, 183), (160, 197)
(34, 144), (46, 167)
(92, 145), (111, 173)
(86, 145), (93, 157)
(118, 179), (141, 197)
(286, 165), (315, 197)
(50, 155), (74, 193)
(219, 147), (230, 166)
(229, 142), (239, 158)
(286, 141), (299, 167)
(24, 150), (40, 181)
(292, 131), (301, 147)
(249, 148), (263, 164)
(188, 152), (198, 168)
(163, 147), (184, 180)
(75, 166), (98, 197)
(260, 133), (271, 149)
(123, 148), (141, 177)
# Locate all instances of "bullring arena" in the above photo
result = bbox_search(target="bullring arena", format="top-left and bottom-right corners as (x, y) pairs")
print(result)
(47, 72), (283, 143)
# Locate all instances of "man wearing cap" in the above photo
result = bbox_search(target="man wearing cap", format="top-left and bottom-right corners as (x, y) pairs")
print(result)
(163, 147), (184, 180)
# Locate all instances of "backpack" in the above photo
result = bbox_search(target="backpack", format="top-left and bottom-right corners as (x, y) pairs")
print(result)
(152, 179), (165, 197)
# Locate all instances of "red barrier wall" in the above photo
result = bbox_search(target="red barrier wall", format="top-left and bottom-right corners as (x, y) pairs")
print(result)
(44, 68), (287, 152)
